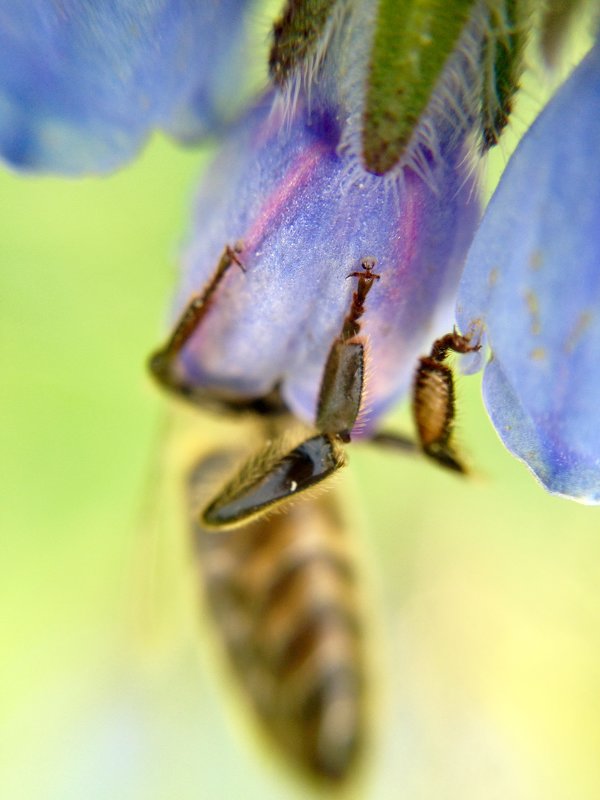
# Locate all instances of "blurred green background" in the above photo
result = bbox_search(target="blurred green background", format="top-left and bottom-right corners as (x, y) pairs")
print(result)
(2, 38), (600, 800)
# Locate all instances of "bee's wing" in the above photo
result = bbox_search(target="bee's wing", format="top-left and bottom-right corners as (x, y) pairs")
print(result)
(125, 408), (262, 656)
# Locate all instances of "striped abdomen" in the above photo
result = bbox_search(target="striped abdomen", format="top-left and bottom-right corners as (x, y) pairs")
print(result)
(189, 455), (365, 783)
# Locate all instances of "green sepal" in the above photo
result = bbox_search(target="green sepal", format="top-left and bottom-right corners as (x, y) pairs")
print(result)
(269, 0), (338, 87)
(363, 0), (478, 175)
(480, 0), (532, 150)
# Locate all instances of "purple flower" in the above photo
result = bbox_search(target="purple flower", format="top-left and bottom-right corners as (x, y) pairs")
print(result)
(7, 0), (596, 503)
(273, 0), (486, 180)
(0, 1), (483, 437)
(0, 0), (256, 174)
(165, 4), (490, 435)
(457, 37), (600, 502)
(172, 89), (480, 435)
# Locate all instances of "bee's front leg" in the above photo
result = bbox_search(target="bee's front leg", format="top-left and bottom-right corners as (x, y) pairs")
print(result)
(148, 241), (244, 401)
(412, 330), (480, 473)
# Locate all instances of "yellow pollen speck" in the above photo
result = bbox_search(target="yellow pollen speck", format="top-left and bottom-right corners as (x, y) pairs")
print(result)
(565, 310), (593, 353)
(529, 250), (543, 271)
(524, 289), (541, 336)
(530, 347), (546, 361)
(468, 317), (485, 338)
(488, 267), (499, 287)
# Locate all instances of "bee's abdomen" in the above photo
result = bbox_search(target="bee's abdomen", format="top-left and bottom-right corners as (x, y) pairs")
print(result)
(193, 488), (365, 783)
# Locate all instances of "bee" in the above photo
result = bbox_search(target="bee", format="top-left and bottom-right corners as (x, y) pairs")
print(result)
(188, 454), (364, 783)
(148, 243), (479, 784)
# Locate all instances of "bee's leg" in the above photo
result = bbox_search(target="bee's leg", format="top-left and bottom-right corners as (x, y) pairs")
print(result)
(148, 242), (244, 399)
(316, 340), (365, 444)
(412, 329), (480, 473)
(316, 258), (380, 441)
(341, 257), (380, 340)
(202, 432), (347, 529)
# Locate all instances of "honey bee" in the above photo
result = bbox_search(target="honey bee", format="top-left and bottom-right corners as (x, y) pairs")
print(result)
(188, 454), (364, 782)
(148, 243), (478, 784)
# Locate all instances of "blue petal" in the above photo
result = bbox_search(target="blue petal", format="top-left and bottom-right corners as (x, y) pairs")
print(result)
(172, 94), (480, 435)
(0, 0), (254, 174)
(456, 41), (600, 502)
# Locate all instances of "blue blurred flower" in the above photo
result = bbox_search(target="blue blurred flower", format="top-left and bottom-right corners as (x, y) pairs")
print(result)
(0, 0), (256, 174)
(457, 37), (600, 502)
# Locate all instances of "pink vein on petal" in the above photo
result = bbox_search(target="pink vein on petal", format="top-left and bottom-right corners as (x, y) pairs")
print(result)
(243, 143), (327, 254)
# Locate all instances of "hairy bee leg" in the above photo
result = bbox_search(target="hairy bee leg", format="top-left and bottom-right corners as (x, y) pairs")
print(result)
(316, 258), (380, 439)
(412, 330), (480, 473)
(427, 329), (480, 363)
(316, 341), (365, 443)
(202, 433), (347, 530)
(148, 241), (244, 397)
(342, 256), (380, 340)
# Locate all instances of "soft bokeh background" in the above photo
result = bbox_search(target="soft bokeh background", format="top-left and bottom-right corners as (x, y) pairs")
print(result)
(2, 35), (600, 800)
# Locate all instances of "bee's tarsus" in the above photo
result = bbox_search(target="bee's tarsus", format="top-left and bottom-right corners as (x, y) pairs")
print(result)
(343, 257), (379, 340)
(429, 328), (481, 363)
(148, 241), (247, 400)
(227, 240), (246, 272)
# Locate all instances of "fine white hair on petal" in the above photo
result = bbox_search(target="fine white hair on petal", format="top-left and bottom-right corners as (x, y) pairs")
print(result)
(336, 143), (409, 209)
(270, 0), (352, 130)
(410, 9), (487, 158)
(455, 129), (485, 206)
(333, 0), (489, 193)
(270, 0), (525, 198)
(267, 0), (493, 225)
(479, 0), (534, 145)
